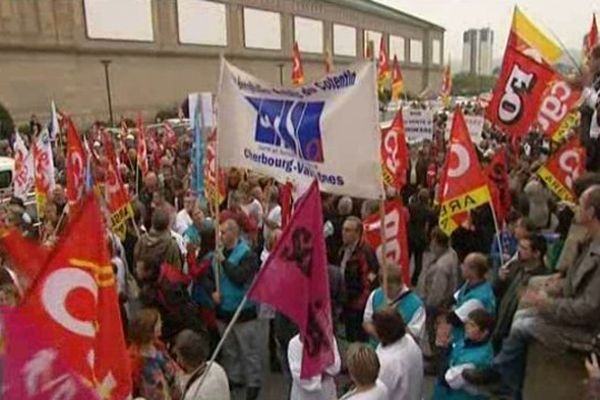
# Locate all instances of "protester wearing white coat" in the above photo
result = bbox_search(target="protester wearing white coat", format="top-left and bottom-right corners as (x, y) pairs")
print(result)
(288, 334), (341, 400)
(373, 307), (424, 400)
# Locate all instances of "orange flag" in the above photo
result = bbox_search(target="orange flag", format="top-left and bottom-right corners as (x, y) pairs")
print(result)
(537, 136), (586, 203)
(292, 42), (305, 86)
(377, 36), (390, 89)
(438, 107), (492, 234)
(391, 55), (404, 101)
(136, 113), (149, 176)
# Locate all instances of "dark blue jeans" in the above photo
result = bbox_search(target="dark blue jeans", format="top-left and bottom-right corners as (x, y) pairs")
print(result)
(493, 311), (539, 400)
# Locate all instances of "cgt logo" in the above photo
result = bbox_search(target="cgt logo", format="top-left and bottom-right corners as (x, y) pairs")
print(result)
(246, 97), (325, 163)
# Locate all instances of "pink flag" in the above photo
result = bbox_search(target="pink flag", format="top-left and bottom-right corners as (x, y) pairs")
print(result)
(1, 307), (100, 399)
(247, 180), (333, 379)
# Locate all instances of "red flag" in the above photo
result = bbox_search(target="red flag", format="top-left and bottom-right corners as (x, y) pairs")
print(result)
(2, 308), (101, 399)
(486, 45), (555, 139)
(66, 118), (87, 205)
(248, 180), (333, 379)
(102, 131), (133, 240)
(537, 136), (586, 202)
(485, 148), (512, 224)
(363, 200), (410, 285)
(381, 110), (408, 192)
(377, 36), (390, 88)
(0, 195), (132, 399)
(438, 107), (492, 234)
(292, 42), (305, 86)
(585, 14), (599, 62)
(280, 181), (294, 230)
(535, 76), (582, 142)
(136, 114), (149, 176)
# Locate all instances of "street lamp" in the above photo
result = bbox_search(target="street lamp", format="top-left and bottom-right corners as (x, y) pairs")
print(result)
(278, 63), (284, 85)
(100, 59), (114, 127)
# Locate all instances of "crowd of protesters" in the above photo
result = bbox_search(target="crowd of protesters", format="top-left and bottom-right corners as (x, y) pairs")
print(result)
(1, 54), (600, 400)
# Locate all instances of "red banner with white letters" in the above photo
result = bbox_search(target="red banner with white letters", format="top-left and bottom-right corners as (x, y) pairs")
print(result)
(363, 200), (410, 285)
(487, 45), (556, 138)
(381, 111), (408, 193)
(534, 76), (582, 142)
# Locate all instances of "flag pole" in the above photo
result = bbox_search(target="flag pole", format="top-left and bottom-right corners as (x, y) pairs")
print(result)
(488, 197), (505, 266)
(379, 197), (389, 302)
(189, 293), (249, 398)
(213, 128), (221, 297)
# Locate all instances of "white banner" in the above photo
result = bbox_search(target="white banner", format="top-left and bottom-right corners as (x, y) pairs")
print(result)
(402, 109), (434, 143)
(445, 114), (485, 143)
(217, 59), (383, 199)
(13, 132), (34, 200)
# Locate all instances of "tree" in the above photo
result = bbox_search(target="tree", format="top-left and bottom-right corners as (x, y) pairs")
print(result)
(452, 73), (497, 96)
(0, 103), (14, 140)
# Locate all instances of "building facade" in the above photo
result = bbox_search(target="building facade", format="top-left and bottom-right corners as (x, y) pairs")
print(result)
(462, 27), (493, 75)
(0, 0), (444, 126)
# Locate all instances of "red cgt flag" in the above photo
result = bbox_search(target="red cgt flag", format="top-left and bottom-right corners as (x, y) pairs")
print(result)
(438, 107), (491, 235)
(486, 45), (555, 139)
(381, 110), (408, 193)
(363, 200), (410, 285)
(292, 42), (305, 86)
(66, 118), (87, 206)
(537, 136), (586, 203)
(0, 194), (132, 399)
(102, 131), (133, 240)
(534, 75), (582, 143)
(248, 180), (334, 379)
(377, 36), (390, 88)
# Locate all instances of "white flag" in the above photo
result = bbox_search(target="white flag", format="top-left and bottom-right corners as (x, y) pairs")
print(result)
(49, 100), (59, 141)
(13, 132), (34, 200)
(217, 59), (384, 199)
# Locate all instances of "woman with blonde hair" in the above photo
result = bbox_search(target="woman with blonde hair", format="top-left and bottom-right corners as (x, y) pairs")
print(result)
(128, 308), (182, 400)
(340, 343), (389, 400)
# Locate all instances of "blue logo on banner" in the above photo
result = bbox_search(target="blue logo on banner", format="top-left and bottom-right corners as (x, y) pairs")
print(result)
(245, 97), (325, 163)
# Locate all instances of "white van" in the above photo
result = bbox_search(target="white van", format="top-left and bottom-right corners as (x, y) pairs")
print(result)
(0, 157), (14, 196)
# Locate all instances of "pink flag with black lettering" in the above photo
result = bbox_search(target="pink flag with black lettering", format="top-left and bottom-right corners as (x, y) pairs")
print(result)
(247, 179), (333, 379)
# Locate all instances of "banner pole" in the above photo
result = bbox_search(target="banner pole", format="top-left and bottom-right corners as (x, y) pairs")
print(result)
(379, 196), (389, 303)
(489, 198), (505, 266)
(188, 294), (249, 398)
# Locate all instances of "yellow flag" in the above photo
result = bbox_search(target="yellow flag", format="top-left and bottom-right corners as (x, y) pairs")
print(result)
(512, 7), (562, 63)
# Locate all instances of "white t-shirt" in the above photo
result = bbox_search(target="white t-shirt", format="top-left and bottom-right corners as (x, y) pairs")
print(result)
(263, 204), (282, 240)
(242, 199), (264, 228)
(182, 362), (230, 400)
(376, 335), (423, 400)
(339, 381), (389, 400)
(174, 209), (193, 235)
(288, 334), (341, 400)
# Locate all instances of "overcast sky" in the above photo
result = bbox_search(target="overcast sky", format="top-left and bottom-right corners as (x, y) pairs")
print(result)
(375, 0), (600, 64)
